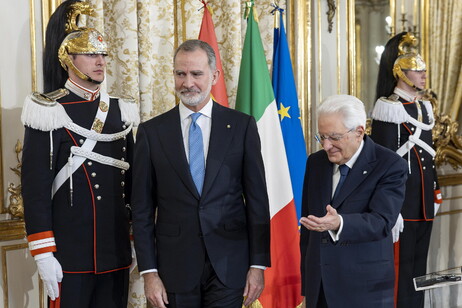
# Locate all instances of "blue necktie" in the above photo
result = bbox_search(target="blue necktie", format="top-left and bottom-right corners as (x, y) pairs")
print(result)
(332, 164), (349, 201)
(189, 113), (205, 195)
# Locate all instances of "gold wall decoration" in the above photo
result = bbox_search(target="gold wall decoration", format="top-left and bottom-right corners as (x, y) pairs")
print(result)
(7, 141), (24, 220)
(433, 112), (462, 185)
(326, 0), (336, 33)
(0, 140), (25, 241)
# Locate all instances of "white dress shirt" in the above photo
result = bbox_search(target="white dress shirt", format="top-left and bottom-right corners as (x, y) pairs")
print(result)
(329, 139), (364, 242)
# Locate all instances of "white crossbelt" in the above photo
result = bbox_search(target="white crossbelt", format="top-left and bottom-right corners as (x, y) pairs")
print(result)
(395, 102), (435, 158)
(52, 92), (111, 197)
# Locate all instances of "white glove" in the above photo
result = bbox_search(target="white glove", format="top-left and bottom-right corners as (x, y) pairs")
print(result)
(35, 252), (63, 300)
(434, 202), (441, 216)
(391, 214), (404, 243)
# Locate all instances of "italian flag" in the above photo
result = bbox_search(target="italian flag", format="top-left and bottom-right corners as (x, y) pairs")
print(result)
(235, 2), (302, 308)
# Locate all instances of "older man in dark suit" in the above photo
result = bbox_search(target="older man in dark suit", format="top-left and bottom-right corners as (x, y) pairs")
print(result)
(300, 94), (408, 308)
(131, 40), (271, 308)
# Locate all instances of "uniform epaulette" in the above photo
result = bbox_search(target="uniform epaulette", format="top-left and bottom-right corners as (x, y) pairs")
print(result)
(115, 95), (140, 126)
(371, 96), (408, 124)
(31, 88), (69, 106)
(21, 89), (73, 131)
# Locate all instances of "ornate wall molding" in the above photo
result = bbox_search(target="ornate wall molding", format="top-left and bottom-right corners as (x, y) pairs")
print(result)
(2, 243), (44, 308)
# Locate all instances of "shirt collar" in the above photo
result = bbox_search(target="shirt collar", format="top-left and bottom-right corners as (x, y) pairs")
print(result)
(65, 78), (100, 101)
(179, 98), (213, 121)
(394, 87), (417, 102)
(334, 139), (364, 173)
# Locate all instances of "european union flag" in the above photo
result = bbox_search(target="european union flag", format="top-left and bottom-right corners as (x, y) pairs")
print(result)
(272, 10), (307, 220)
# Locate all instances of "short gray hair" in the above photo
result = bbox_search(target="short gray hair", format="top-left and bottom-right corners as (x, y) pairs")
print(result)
(174, 39), (217, 71)
(318, 94), (366, 130)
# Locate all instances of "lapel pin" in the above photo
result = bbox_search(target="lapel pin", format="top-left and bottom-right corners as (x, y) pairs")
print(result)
(227, 124), (231, 128)
(363, 171), (367, 174)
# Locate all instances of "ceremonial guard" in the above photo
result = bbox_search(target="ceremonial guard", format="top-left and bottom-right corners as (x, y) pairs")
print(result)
(21, 1), (139, 307)
(370, 32), (442, 308)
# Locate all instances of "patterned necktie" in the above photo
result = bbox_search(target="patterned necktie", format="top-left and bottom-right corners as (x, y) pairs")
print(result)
(332, 164), (349, 201)
(189, 113), (205, 195)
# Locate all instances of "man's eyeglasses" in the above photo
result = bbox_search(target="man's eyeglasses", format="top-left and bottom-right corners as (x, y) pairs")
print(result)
(315, 129), (353, 144)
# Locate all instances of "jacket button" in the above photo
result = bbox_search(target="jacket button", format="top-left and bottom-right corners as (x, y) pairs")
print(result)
(94, 184), (100, 189)
(122, 193), (125, 198)
(423, 166), (426, 170)
(122, 147), (126, 152)
(121, 170), (125, 175)
(97, 196), (102, 200)
(91, 172), (96, 177)
(121, 157), (125, 161)
(122, 124), (127, 129)
(121, 181), (125, 187)
(79, 139), (84, 144)
(421, 157), (425, 161)
(87, 161), (93, 166)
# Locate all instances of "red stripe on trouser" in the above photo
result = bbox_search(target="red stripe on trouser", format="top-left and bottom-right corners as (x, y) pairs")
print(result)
(49, 282), (61, 308)
(393, 241), (400, 308)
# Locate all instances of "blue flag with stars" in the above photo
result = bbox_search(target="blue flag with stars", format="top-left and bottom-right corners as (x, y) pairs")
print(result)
(272, 10), (307, 220)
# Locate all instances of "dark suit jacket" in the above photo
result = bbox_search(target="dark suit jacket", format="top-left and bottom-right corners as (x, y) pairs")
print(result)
(300, 135), (408, 308)
(132, 102), (271, 293)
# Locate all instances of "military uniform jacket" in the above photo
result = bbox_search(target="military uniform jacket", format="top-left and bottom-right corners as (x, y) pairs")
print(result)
(21, 79), (139, 273)
(370, 87), (439, 221)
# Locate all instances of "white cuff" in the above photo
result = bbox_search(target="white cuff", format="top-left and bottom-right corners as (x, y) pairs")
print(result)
(250, 265), (266, 270)
(140, 269), (158, 276)
(328, 214), (344, 242)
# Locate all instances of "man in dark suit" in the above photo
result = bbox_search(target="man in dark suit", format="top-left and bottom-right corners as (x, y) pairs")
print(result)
(300, 94), (408, 308)
(131, 39), (271, 308)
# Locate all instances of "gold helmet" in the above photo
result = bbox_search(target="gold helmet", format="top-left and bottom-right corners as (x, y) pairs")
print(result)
(57, 1), (108, 83)
(392, 33), (426, 89)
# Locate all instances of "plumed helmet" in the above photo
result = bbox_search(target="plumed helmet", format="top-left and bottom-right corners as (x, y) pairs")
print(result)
(58, 28), (108, 81)
(392, 33), (427, 89)
(43, 1), (107, 90)
(57, 1), (107, 83)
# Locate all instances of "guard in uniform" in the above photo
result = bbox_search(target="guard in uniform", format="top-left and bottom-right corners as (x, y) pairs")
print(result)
(370, 32), (442, 308)
(21, 1), (139, 307)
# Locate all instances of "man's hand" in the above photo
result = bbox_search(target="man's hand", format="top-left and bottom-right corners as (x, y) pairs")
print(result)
(35, 252), (63, 300)
(300, 205), (341, 232)
(243, 267), (264, 306)
(143, 272), (168, 308)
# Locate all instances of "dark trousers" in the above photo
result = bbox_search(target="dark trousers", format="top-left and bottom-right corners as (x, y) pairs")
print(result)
(317, 282), (329, 308)
(166, 257), (244, 308)
(397, 220), (433, 308)
(51, 269), (129, 308)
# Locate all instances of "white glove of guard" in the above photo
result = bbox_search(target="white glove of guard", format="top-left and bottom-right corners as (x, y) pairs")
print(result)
(391, 213), (404, 243)
(35, 252), (63, 300)
(434, 202), (441, 216)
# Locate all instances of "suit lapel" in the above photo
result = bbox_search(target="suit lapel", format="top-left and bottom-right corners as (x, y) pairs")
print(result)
(158, 106), (200, 199)
(332, 136), (377, 208)
(201, 103), (234, 198)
